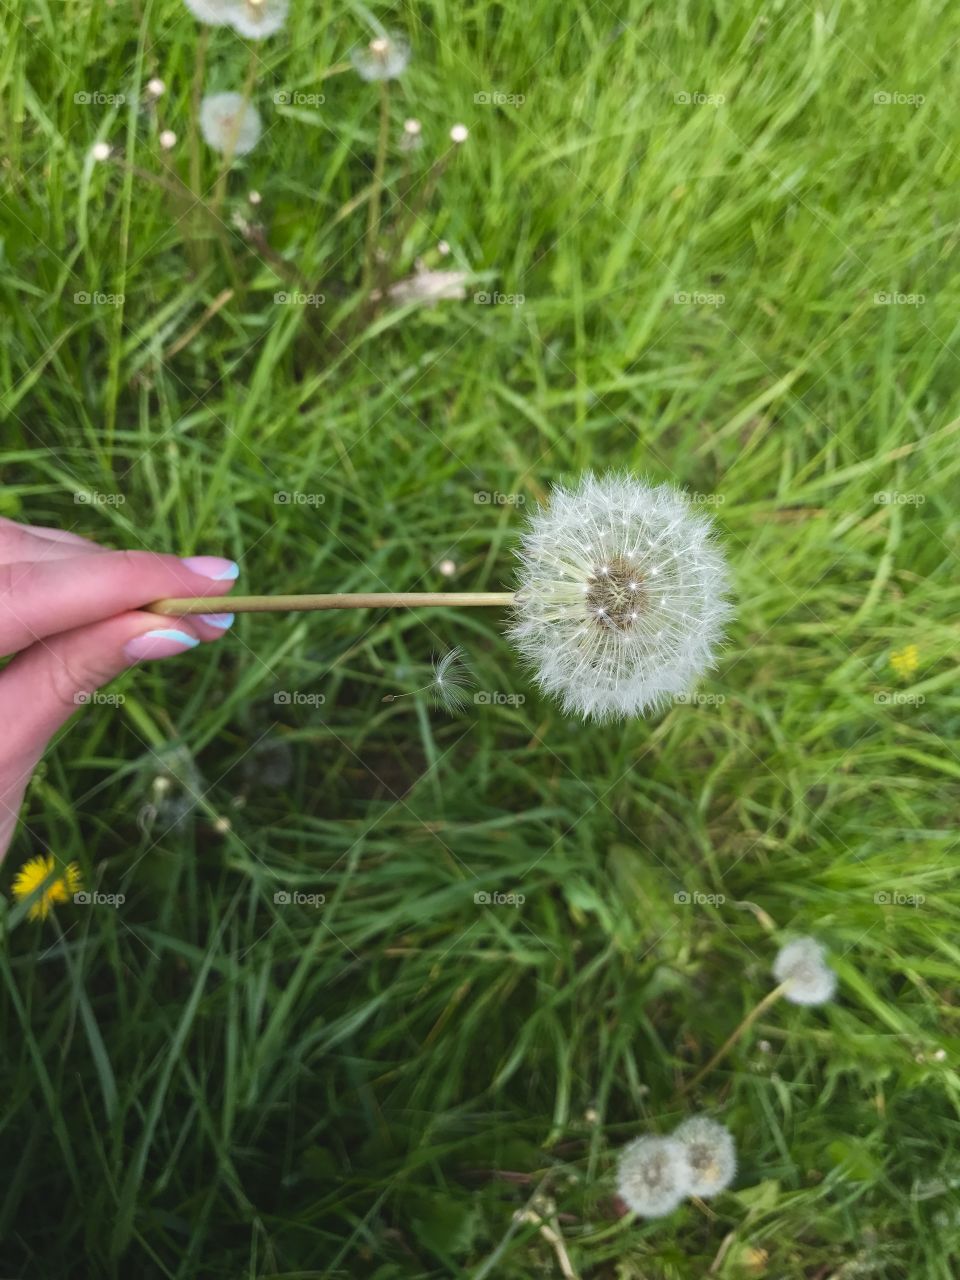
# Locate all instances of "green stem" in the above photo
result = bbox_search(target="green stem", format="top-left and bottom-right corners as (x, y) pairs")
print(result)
(362, 80), (391, 293)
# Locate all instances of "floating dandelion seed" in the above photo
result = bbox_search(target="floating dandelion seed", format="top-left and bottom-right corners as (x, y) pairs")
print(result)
(183, 0), (233, 25)
(12, 855), (82, 922)
(227, 0), (288, 39)
(773, 935), (837, 1006)
(351, 32), (410, 81)
(508, 473), (732, 721)
(616, 1136), (689, 1219)
(199, 92), (262, 156)
(382, 647), (473, 713)
(674, 1116), (737, 1198)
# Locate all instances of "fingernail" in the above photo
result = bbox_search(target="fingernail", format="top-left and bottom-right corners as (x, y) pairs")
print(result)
(181, 556), (239, 581)
(124, 629), (200, 661)
(198, 612), (235, 629)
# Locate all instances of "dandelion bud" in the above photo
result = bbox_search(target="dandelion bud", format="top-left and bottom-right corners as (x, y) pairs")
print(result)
(673, 1116), (737, 1198)
(199, 92), (262, 156)
(508, 473), (732, 720)
(773, 936), (837, 1006)
(616, 1136), (689, 1218)
(449, 123), (469, 143)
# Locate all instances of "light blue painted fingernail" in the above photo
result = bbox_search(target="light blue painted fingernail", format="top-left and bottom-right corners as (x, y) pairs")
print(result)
(124, 629), (200, 661)
(199, 612), (235, 629)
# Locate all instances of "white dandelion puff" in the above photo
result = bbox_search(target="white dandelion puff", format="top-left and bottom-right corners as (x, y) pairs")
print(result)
(449, 123), (469, 144)
(146, 78), (166, 98)
(199, 92), (262, 156)
(773, 936), (837, 1006)
(351, 32), (410, 82)
(227, 0), (288, 39)
(183, 0), (233, 25)
(159, 129), (177, 150)
(673, 1116), (737, 1198)
(508, 473), (732, 721)
(91, 141), (112, 162)
(616, 1136), (689, 1219)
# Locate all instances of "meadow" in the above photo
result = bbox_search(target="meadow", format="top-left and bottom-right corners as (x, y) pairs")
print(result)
(1, 0), (959, 1275)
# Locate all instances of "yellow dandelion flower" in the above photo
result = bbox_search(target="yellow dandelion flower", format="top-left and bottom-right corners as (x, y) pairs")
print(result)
(890, 644), (919, 679)
(11, 855), (82, 922)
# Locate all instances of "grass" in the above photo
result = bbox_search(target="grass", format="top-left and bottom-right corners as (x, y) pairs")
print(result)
(1, 0), (959, 1274)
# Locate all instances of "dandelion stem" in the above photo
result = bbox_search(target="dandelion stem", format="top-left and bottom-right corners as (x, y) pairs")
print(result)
(679, 982), (790, 1094)
(362, 80), (391, 293)
(148, 592), (516, 615)
(212, 46), (260, 215)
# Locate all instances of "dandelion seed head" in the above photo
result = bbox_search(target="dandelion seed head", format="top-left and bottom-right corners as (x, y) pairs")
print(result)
(91, 141), (112, 162)
(199, 92), (262, 156)
(183, 0), (233, 25)
(674, 1116), (737, 1198)
(616, 1136), (689, 1218)
(449, 123), (469, 143)
(226, 0), (288, 39)
(438, 558), (457, 577)
(159, 129), (177, 150)
(146, 77), (166, 97)
(12, 855), (82, 922)
(508, 473), (732, 720)
(773, 935), (837, 1006)
(438, 239), (451, 256)
(351, 32), (410, 81)
(403, 117), (422, 135)
(248, 188), (262, 204)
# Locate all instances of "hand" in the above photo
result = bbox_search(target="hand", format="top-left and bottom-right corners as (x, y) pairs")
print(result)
(0, 518), (239, 859)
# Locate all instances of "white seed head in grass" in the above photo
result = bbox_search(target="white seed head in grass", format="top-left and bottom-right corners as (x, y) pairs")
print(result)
(351, 33), (410, 82)
(508, 473), (732, 721)
(773, 936), (837, 1006)
(183, 0), (233, 25)
(616, 1136), (690, 1218)
(199, 92), (262, 156)
(674, 1116), (737, 1198)
(227, 0), (288, 39)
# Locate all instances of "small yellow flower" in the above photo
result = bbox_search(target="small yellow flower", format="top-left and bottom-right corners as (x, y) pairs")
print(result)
(890, 644), (919, 679)
(11, 855), (82, 922)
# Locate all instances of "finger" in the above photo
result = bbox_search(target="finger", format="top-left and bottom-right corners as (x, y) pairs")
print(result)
(0, 551), (239, 654)
(0, 517), (103, 564)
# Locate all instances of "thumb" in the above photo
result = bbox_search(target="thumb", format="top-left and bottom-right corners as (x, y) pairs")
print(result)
(0, 609), (230, 857)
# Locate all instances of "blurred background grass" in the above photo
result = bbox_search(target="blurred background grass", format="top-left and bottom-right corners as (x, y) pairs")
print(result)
(1, 0), (959, 1275)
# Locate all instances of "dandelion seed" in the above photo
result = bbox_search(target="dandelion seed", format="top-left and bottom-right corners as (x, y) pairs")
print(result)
(674, 1116), (737, 1198)
(199, 92), (262, 156)
(890, 643), (919, 679)
(91, 141), (112, 162)
(12, 855), (82, 922)
(351, 32), (410, 82)
(508, 473), (732, 720)
(773, 935), (837, 1006)
(146, 77), (166, 98)
(159, 129), (177, 150)
(183, 0), (233, 25)
(382, 647), (473, 713)
(616, 1136), (689, 1219)
(449, 123), (469, 143)
(227, 0), (288, 39)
